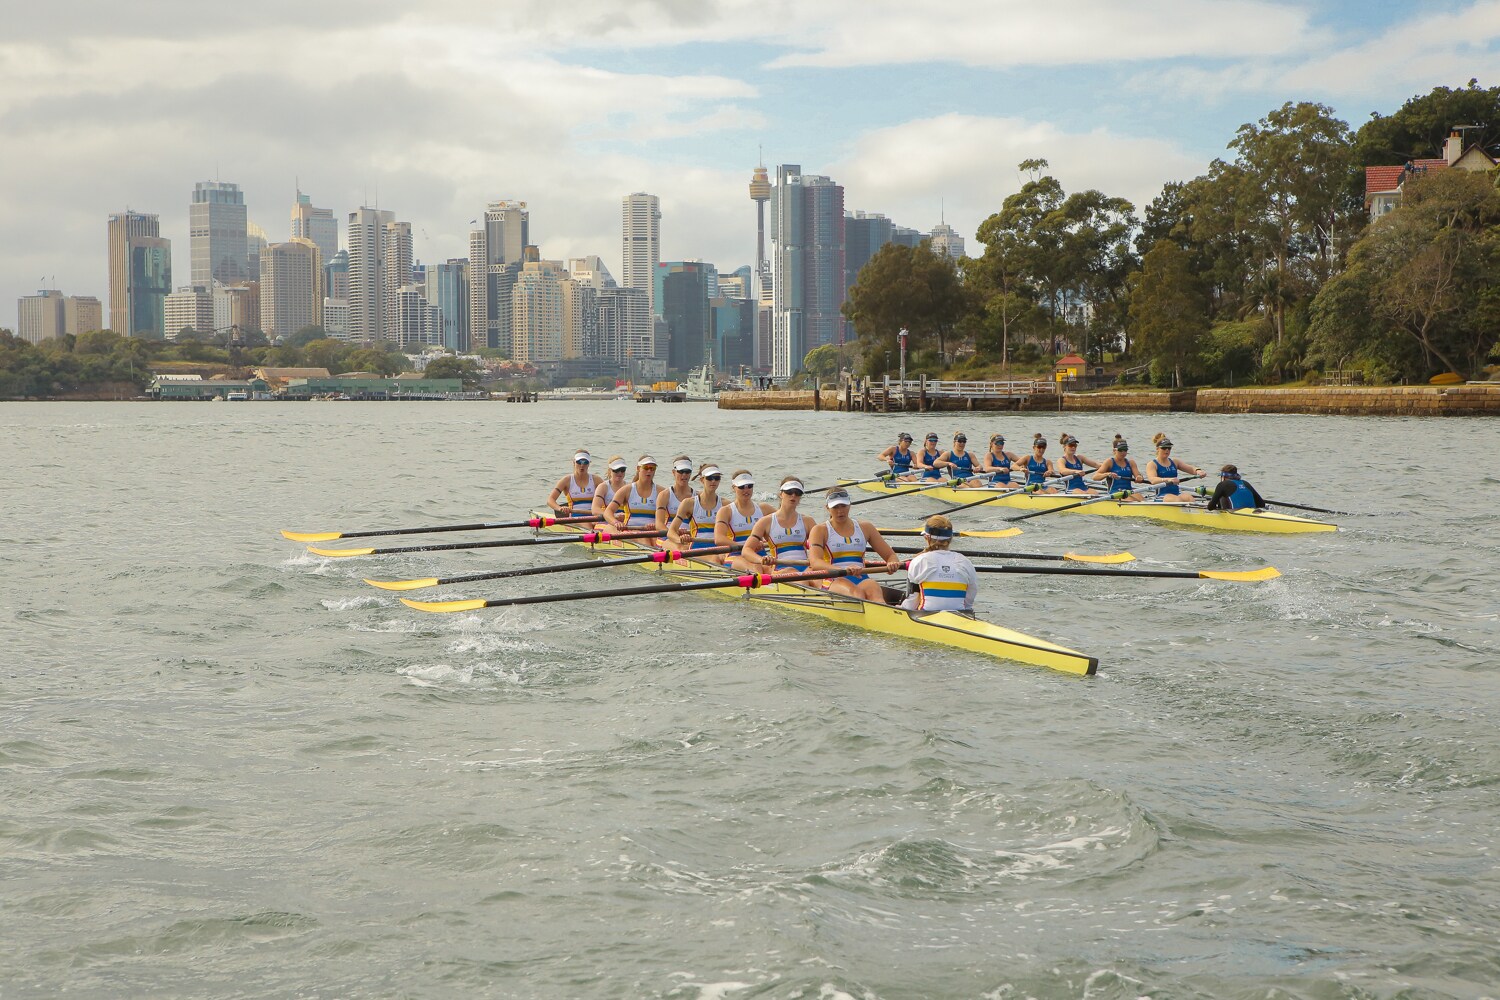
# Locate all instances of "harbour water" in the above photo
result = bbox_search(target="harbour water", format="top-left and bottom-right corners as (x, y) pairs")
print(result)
(4, 402), (1499, 999)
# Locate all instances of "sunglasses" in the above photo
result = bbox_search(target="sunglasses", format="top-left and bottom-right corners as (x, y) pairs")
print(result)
(674, 468), (691, 473)
(1159, 445), (1173, 450)
(705, 475), (722, 481)
(641, 465), (657, 470)
(575, 459), (590, 465)
(782, 489), (804, 497)
(736, 483), (754, 489)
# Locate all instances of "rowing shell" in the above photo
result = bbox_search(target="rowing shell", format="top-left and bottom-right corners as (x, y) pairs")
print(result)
(535, 517), (1098, 676)
(842, 481), (1338, 533)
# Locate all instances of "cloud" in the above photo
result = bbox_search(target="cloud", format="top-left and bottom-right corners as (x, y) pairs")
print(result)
(832, 114), (1205, 250)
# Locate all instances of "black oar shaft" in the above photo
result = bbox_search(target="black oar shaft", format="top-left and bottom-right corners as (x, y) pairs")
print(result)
(805, 473), (891, 496)
(847, 477), (964, 508)
(362, 529), (663, 556)
(925, 473), (1080, 518)
(478, 566), (860, 608)
(888, 545), (1069, 562)
(436, 545), (734, 585)
(1266, 500), (1349, 516)
(1002, 474), (1205, 522)
(323, 515), (598, 540)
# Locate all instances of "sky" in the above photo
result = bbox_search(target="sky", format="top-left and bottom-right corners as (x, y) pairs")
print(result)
(3, 0), (1499, 333)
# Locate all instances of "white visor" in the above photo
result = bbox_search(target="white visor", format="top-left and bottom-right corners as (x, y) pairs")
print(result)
(826, 494), (851, 508)
(672, 460), (693, 472)
(608, 460), (628, 472)
(637, 455), (657, 467)
(573, 451), (591, 462)
(781, 480), (805, 493)
(732, 474), (755, 487)
(702, 466), (721, 478)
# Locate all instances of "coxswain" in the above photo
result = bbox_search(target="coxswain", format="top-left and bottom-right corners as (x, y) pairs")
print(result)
(656, 455), (696, 527)
(807, 488), (902, 603)
(1144, 433), (1206, 503)
(876, 432), (919, 481)
(717, 470), (772, 566)
(606, 455), (660, 529)
(1023, 434), (1058, 493)
(547, 450), (602, 515)
(915, 433), (945, 480)
(1055, 434), (1100, 494)
(1202, 464), (1266, 511)
(591, 456), (629, 518)
(669, 463), (724, 552)
(935, 432), (977, 483)
(978, 433), (1021, 490)
(1092, 436), (1143, 501)
(739, 476), (815, 575)
(899, 515), (979, 613)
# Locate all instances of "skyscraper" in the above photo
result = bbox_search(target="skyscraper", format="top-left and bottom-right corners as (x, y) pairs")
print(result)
(260, 239), (323, 339)
(597, 286), (653, 365)
(291, 190), (338, 265)
(427, 259), (469, 352)
(656, 261), (711, 372)
(17, 290), (65, 344)
(107, 211), (163, 335)
(770, 166), (846, 375)
(929, 221), (965, 258)
(163, 286), (214, 339)
(748, 165), (771, 298)
(381, 221), (413, 343)
(346, 207), (394, 342)
(64, 296), (102, 336)
(468, 200), (529, 350)
(510, 253), (567, 363)
(622, 193), (661, 315)
(190, 181), (249, 286)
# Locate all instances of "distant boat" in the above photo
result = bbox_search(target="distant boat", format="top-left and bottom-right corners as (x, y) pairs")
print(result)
(682, 364), (718, 401)
(225, 391), (249, 401)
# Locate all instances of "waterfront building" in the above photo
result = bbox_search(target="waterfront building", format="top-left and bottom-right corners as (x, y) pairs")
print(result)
(65, 295), (102, 336)
(770, 165), (846, 375)
(17, 290), (64, 344)
(393, 285), (441, 348)
(929, 220), (965, 259)
(290, 190), (338, 264)
(561, 277), (599, 359)
(656, 261), (711, 373)
(622, 193), (661, 315)
(260, 239), (323, 340)
(427, 259), (469, 352)
(845, 211), (894, 287)
(469, 200), (528, 350)
(164, 286), (215, 339)
(190, 181), (250, 287)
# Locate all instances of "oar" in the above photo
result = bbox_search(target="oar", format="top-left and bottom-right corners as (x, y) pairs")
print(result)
(847, 475), (975, 508)
(805, 473), (894, 496)
(1263, 499), (1351, 516)
(364, 545), (737, 591)
(888, 545), (1134, 565)
(308, 529), (665, 559)
(973, 563), (1279, 582)
(925, 472), (1083, 518)
(400, 566), (870, 612)
(878, 527), (1022, 539)
(282, 514), (599, 543)
(1002, 474), (1206, 523)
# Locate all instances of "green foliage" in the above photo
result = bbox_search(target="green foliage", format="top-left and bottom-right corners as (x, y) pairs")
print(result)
(424, 355), (484, 388)
(1129, 240), (1208, 388)
(843, 239), (971, 366)
(801, 344), (847, 379)
(1198, 320), (1264, 385)
(284, 326), (329, 348)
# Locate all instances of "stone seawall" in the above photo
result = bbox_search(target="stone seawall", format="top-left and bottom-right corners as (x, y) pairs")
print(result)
(717, 390), (841, 411)
(1196, 385), (1500, 416)
(1061, 390), (1198, 412)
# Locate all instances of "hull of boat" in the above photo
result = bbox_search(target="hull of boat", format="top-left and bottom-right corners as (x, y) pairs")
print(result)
(846, 481), (1337, 533)
(537, 520), (1098, 675)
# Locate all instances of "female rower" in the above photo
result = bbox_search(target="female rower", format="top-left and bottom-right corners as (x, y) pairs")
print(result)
(547, 449), (602, 514)
(915, 433), (945, 480)
(1023, 434), (1059, 493)
(876, 432), (919, 482)
(900, 514), (979, 613)
(807, 488), (902, 603)
(1092, 436), (1143, 501)
(935, 432), (978, 484)
(606, 455), (660, 529)
(979, 433), (1021, 490)
(1144, 433), (1206, 503)
(717, 470), (773, 568)
(656, 455), (696, 527)
(1203, 464), (1266, 511)
(738, 475), (815, 576)
(590, 456), (630, 518)
(1055, 433), (1100, 495)
(669, 463), (724, 552)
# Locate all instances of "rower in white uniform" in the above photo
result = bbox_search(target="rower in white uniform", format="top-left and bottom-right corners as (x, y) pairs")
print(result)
(739, 476), (815, 576)
(606, 456), (661, 530)
(546, 450), (601, 515)
(669, 462), (724, 552)
(718, 471), (772, 569)
(807, 488), (902, 603)
(899, 515), (979, 613)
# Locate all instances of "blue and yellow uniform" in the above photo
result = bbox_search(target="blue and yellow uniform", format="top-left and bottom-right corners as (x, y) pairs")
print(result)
(822, 518), (870, 585)
(686, 496), (722, 549)
(1025, 454), (1050, 487)
(621, 484), (657, 527)
(1060, 454), (1086, 492)
(1151, 457), (1181, 496)
(767, 516), (809, 568)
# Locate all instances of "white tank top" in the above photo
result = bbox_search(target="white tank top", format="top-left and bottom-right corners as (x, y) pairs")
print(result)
(622, 484), (657, 527)
(767, 513), (808, 567)
(565, 474), (595, 503)
(728, 502), (757, 542)
(663, 488), (691, 518)
(822, 517), (869, 571)
(686, 494), (721, 543)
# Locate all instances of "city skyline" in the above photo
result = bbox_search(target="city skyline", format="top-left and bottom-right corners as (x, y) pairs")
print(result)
(3, 1), (1496, 333)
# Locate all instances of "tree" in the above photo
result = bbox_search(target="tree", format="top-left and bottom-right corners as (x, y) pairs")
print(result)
(842, 240), (970, 365)
(344, 348), (404, 376)
(1129, 240), (1209, 388)
(424, 355), (483, 388)
(285, 325), (329, 348)
(1354, 80), (1500, 170)
(75, 330), (124, 355)
(300, 338), (349, 373)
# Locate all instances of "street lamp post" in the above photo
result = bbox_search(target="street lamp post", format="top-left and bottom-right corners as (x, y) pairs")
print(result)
(897, 328), (908, 388)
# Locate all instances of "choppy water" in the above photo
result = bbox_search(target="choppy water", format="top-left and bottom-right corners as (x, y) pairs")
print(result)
(3, 401), (1499, 999)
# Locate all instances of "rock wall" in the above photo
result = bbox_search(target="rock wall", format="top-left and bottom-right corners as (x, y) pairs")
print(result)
(717, 390), (841, 410)
(1061, 390), (1198, 412)
(1196, 385), (1500, 416)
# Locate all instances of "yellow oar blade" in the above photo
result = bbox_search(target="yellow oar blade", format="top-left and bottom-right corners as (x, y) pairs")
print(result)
(1064, 551), (1135, 564)
(364, 577), (439, 592)
(307, 545), (376, 558)
(400, 596), (488, 613)
(1200, 566), (1281, 582)
(281, 529), (342, 542)
(957, 528), (1023, 539)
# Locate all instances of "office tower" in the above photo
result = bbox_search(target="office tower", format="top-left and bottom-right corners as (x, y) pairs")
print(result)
(845, 211), (894, 287)
(393, 286), (440, 348)
(381, 221), (413, 343)
(770, 165), (846, 375)
(568, 255), (616, 290)
(510, 253), (567, 363)
(427, 259), (469, 352)
(561, 278), (599, 358)
(347, 207), (394, 341)
(468, 200), (529, 350)
(190, 181), (249, 286)
(710, 296), (756, 372)
(64, 296), (102, 336)
(108, 211), (161, 335)
(322, 299), (350, 340)
(622, 193), (661, 314)
(17, 290), (65, 344)
(290, 190), (338, 264)
(748, 165), (771, 298)
(929, 221), (965, 258)
(597, 286), (652, 364)
(214, 283), (258, 334)
(246, 221), (269, 280)
(163, 286), (214, 339)
(656, 261), (711, 372)
(891, 225), (923, 248)
(260, 239), (323, 339)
